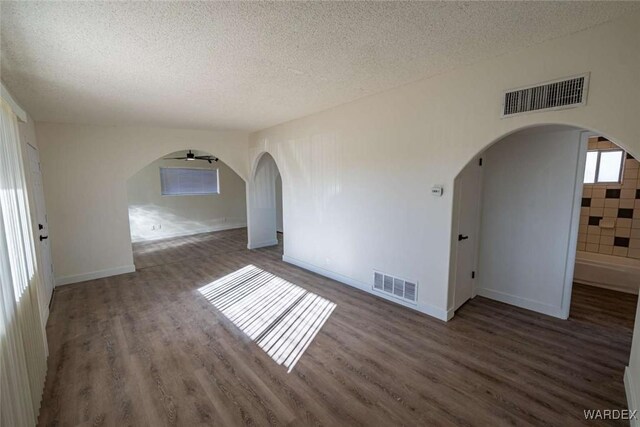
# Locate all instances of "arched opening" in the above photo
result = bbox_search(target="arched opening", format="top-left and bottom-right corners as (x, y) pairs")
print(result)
(247, 152), (284, 253)
(450, 124), (639, 320)
(126, 149), (247, 268)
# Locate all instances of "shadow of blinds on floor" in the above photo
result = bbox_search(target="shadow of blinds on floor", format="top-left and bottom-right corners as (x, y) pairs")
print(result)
(198, 264), (336, 372)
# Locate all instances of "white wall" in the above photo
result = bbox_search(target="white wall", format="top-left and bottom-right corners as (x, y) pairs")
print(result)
(127, 155), (247, 242)
(247, 153), (281, 248)
(34, 123), (249, 285)
(249, 12), (640, 320)
(476, 126), (583, 318)
(22, 11), (640, 416)
(276, 173), (283, 233)
(32, 12), (640, 321)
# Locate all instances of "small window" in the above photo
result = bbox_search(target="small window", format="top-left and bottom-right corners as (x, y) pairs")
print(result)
(583, 149), (624, 184)
(160, 167), (219, 195)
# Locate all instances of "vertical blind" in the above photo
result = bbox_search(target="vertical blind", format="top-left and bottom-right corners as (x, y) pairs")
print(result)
(160, 167), (219, 195)
(0, 98), (48, 427)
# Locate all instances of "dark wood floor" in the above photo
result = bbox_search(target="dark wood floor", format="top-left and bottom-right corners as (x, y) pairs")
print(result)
(39, 228), (637, 426)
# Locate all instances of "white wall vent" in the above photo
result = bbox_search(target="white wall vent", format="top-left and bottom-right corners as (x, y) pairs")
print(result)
(373, 271), (417, 303)
(502, 74), (589, 117)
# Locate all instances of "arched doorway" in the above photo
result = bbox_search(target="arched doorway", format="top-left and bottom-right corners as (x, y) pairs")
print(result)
(125, 149), (247, 268)
(247, 152), (284, 250)
(450, 124), (640, 318)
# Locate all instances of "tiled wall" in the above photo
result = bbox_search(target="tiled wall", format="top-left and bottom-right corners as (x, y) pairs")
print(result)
(578, 137), (640, 259)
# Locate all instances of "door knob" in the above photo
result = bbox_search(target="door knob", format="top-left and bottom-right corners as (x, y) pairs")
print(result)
(458, 234), (469, 241)
(39, 235), (48, 241)
(38, 223), (44, 230)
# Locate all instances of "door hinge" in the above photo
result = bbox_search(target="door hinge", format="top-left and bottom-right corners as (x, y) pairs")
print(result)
(478, 158), (483, 166)
(471, 271), (476, 279)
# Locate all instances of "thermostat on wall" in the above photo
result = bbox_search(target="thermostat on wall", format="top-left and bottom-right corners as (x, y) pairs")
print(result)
(431, 186), (443, 197)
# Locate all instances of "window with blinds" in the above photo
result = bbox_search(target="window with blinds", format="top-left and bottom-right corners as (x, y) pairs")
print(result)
(160, 167), (219, 195)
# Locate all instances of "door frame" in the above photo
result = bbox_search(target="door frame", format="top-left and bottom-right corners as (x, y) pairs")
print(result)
(451, 155), (484, 312)
(559, 130), (591, 318)
(25, 142), (55, 325)
(450, 129), (590, 320)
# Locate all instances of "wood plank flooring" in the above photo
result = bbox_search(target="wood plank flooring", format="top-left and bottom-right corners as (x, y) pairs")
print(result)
(38, 228), (637, 426)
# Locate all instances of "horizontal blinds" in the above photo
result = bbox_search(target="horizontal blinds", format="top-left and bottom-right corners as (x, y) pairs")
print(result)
(160, 167), (218, 195)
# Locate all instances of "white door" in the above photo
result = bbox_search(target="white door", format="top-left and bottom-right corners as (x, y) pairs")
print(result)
(453, 157), (483, 311)
(27, 144), (54, 324)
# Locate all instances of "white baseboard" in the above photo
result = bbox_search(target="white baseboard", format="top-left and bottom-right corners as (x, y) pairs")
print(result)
(248, 239), (279, 249)
(282, 255), (450, 321)
(131, 222), (247, 243)
(625, 367), (640, 427)
(55, 264), (136, 286)
(476, 287), (565, 319)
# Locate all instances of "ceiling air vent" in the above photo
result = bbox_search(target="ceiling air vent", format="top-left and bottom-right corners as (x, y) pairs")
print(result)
(373, 271), (417, 303)
(502, 73), (589, 117)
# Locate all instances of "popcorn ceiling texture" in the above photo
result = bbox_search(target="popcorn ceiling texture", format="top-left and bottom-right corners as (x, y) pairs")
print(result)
(1, 2), (638, 131)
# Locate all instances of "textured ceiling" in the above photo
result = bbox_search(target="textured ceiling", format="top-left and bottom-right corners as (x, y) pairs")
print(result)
(1, 2), (638, 131)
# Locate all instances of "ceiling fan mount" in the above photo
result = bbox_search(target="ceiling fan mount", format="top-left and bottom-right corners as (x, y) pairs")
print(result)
(164, 150), (219, 164)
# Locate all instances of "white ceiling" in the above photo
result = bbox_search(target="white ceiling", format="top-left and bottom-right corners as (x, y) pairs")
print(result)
(1, 2), (637, 131)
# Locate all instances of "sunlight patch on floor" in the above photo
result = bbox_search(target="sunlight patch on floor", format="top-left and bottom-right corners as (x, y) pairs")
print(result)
(198, 265), (336, 372)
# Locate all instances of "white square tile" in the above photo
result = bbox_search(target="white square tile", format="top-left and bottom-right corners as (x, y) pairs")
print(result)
(623, 168), (639, 180)
(636, 200), (640, 209)
(598, 245), (613, 255)
(601, 228), (615, 236)
(586, 243), (599, 253)
(603, 207), (618, 218)
(599, 235), (614, 246)
(620, 199), (635, 209)
(613, 246), (628, 257)
(592, 188), (606, 199)
(588, 225), (601, 235)
(579, 224), (588, 234)
(580, 207), (590, 216)
(628, 248), (640, 259)
(604, 199), (620, 208)
(597, 141), (612, 149)
(635, 209), (640, 218)
(623, 179), (637, 189)
(631, 228), (640, 239)
(621, 189), (636, 199)
(578, 233), (587, 243)
(577, 242), (586, 251)
(586, 234), (600, 244)
(582, 187), (593, 198)
(615, 227), (631, 237)
(590, 207), (604, 216)
(630, 239), (640, 249)
(617, 218), (632, 229)
(591, 198), (605, 208)
(633, 219), (640, 229)
(626, 159), (640, 169)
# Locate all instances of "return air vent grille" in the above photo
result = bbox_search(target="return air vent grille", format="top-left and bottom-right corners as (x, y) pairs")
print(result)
(373, 271), (417, 303)
(502, 74), (589, 117)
